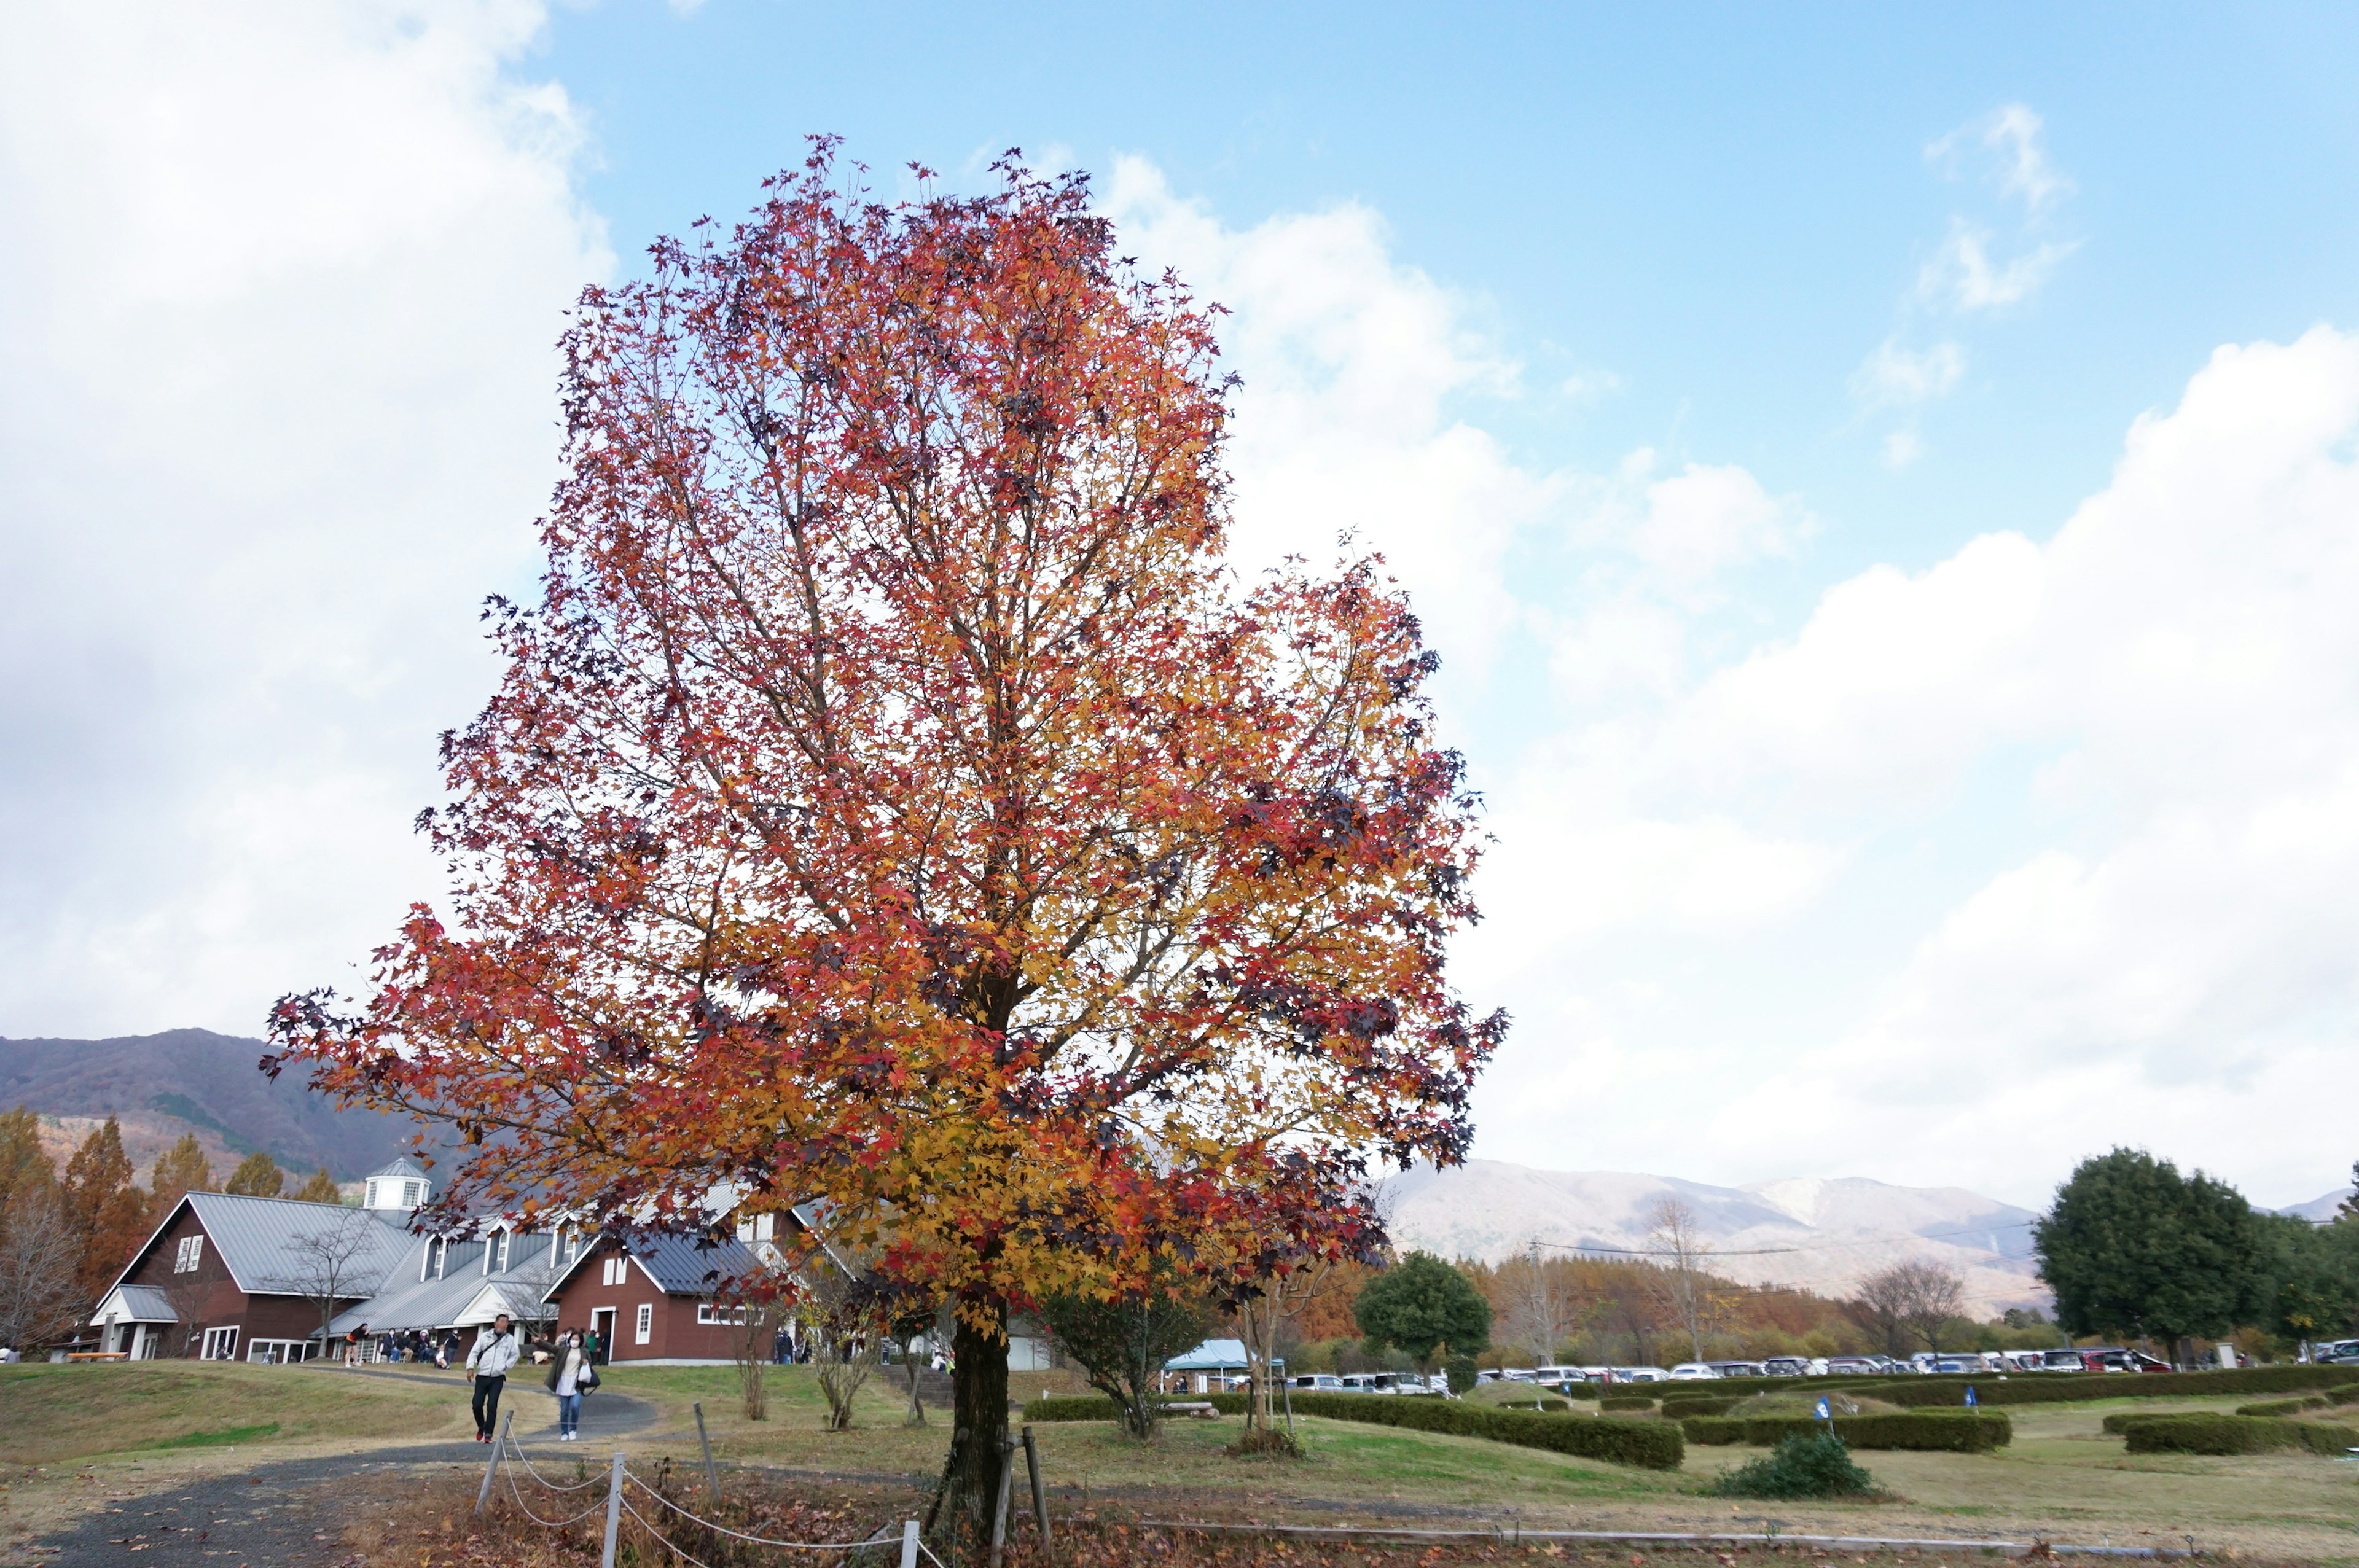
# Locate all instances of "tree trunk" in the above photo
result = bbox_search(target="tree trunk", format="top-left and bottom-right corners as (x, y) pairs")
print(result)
(949, 1296), (1010, 1540)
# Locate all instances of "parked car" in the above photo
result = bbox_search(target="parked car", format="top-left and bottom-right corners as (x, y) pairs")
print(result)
(1288, 1373), (1344, 1392)
(1706, 1360), (1765, 1378)
(2036, 1349), (2089, 1372)
(1667, 1363), (1720, 1380)
(1336, 1374), (1387, 1394)
(1611, 1365), (1670, 1383)
(1823, 1356), (1880, 1375)
(1761, 1356), (1810, 1378)
(1928, 1356), (1984, 1374)
(2310, 1338), (2359, 1365)
(1532, 1365), (1587, 1388)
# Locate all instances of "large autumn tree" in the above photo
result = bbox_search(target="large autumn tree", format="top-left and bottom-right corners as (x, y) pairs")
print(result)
(269, 145), (1500, 1516)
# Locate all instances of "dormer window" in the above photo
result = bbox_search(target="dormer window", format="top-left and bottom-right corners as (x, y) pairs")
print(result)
(366, 1180), (380, 1207)
(487, 1229), (511, 1274)
(422, 1236), (447, 1281)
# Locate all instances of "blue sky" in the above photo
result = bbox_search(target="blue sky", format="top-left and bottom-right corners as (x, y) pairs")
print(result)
(5, 2), (2358, 1213)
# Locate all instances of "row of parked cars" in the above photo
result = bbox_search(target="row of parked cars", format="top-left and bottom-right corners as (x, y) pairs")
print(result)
(1253, 1341), (2350, 1398)
(1469, 1347), (2182, 1386)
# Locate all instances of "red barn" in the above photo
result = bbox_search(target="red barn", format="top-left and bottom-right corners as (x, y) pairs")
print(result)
(541, 1233), (764, 1365)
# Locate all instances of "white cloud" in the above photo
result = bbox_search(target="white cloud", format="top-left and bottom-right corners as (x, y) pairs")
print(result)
(1496, 327), (2359, 1203)
(0, 1), (607, 1036)
(1103, 159), (1563, 682)
(1882, 429), (1927, 469)
(1930, 103), (2074, 216)
(1624, 460), (1805, 585)
(1852, 337), (1966, 409)
(1919, 220), (2078, 311)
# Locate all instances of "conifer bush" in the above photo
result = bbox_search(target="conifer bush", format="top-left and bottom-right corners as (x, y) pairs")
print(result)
(1708, 1432), (1878, 1499)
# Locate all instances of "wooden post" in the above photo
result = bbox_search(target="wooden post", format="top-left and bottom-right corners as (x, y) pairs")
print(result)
(986, 1430), (1015, 1568)
(1022, 1424), (1052, 1562)
(475, 1409), (512, 1514)
(900, 1518), (921, 1568)
(694, 1400), (722, 1500)
(600, 1449), (625, 1568)
(1281, 1377), (1294, 1434)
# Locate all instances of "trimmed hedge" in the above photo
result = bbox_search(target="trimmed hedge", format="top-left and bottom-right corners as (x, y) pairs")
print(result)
(1598, 1395), (1656, 1411)
(1868, 1365), (2359, 1409)
(2116, 1413), (2359, 1456)
(1681, 1411), (2010, 1453)
(1020, 1390), (1684, 1470)
(1660, 1395), (1741, 1420)
(2236, 1396), (2329, 1417)
(1495, 1397), (1571, 1412)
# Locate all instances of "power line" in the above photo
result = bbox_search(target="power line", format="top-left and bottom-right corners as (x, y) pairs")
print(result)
(1531, 1218), (2038, 1260)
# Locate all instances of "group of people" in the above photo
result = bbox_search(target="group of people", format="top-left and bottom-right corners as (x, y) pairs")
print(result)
(463, 1315), (604, 1443)
(341, 1324), (461, 1368)
(337, 1313), (603, 1443)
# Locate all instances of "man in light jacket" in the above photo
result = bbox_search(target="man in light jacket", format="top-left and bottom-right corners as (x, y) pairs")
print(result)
(465, 1313), (521, 1443)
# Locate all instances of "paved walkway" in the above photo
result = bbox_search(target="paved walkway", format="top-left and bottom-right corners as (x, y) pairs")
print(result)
(29, 1379), (659, 1566)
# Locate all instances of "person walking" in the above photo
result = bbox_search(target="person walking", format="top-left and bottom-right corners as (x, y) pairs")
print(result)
(465, 1313), (521, 1443)
(546, 1328), (593, 1441)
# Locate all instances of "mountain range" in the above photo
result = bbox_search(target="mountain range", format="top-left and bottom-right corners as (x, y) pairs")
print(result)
(0, 1028), (444, 1182)
(1380, 1160), (2051, 1315)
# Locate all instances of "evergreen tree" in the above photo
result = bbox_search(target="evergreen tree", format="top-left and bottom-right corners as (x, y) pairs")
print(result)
(289, 1166), (344, 1204)
(2336, 1160), (2358, 1225)
(223, 1152), (284, 1198)
(61, 1118), (149, 1306)
(2033, 1147), (2266, 1348)
(147, 1134), (213, 1219)
(1353, 1250), (1492, 1369)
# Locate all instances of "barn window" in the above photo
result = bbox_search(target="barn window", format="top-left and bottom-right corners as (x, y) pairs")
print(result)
(635, 1303), (652, 1344)
(173, 1236), (205, 1273)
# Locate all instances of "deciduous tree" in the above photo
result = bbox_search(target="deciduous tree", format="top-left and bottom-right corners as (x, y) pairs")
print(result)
(0, 1185), (84, 1351)
(0, 1106), (55, 1238)
(1643, 1196), (1719, 1363)
(61, 1118), (147, 1307)
(267, 145), (1503, 1527)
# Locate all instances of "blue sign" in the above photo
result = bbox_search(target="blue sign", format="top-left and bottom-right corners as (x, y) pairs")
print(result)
(1965, 1386), (1978, 1407)
(1815, 1397), (1831, 1421)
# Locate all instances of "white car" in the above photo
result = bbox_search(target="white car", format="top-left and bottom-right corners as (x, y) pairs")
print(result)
(1288, 1373), (1344, 1392)
(1531, 1365), (1586, 1388)
(1667, 1363), (1720, 1380)
(1610, 1366), (1670, 1383)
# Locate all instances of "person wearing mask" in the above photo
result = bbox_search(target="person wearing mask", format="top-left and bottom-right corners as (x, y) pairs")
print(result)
(465, 1313), (521, 1443)
(545, 1328), (595, 1440)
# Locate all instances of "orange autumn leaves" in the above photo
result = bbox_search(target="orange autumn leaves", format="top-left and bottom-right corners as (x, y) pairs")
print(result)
(270, 146), (1500, 1351)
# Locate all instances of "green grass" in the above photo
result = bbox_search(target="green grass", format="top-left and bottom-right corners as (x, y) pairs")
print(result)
(0, 1359), (469, 1466)
(141, 1421), (281, 1450)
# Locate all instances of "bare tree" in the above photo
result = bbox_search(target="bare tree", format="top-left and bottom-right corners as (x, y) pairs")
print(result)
(795, 1264), (890, 1432)
(0, 1187), (85, 1352)
(1843, 1266), (1912, 1357)
(276, 1206), (391, 1355)
(1642, 1197), (1717, 1362)
(728, 1297), (777, 1421)
(1496, 1244), (1579, 1367)
(1851, 1259), (1966, 1355)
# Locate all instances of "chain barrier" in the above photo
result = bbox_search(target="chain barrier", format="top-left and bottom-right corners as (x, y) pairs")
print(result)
(623, 1467), (902, 1553)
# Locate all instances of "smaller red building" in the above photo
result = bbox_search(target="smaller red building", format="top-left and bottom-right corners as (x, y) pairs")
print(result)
(541, 1232), (763, 1365)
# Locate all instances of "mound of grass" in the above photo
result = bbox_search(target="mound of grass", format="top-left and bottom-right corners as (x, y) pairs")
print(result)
(1708, 1431), (1878, 1500)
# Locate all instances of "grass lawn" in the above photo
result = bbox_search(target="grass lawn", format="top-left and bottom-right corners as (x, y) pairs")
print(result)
(10, 1363), (2359, 1564)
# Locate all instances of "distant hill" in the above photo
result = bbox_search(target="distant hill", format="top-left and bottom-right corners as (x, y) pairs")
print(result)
(1380, 1160), (2048, 1316)
(2277, 1188), (2355, 1223)
(0, 1028), (445, 1182)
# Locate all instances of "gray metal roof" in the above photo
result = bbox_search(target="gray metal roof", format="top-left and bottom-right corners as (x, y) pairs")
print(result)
(366, 1156), (433, 1181)
(179, 1192), (413, 1297)
(331, 1228), (569, 1335)
(540, 1231), (763, 1302)
(92, 1284), (178, 1324)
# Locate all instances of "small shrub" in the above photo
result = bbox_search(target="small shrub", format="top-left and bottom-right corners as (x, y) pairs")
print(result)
(1598, 1394), (1656, 1412)
(1661, 1395), (1739, 1420)
(1708, 1432), (1877, 1499)
(2236, 1396), (2328, 1416)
